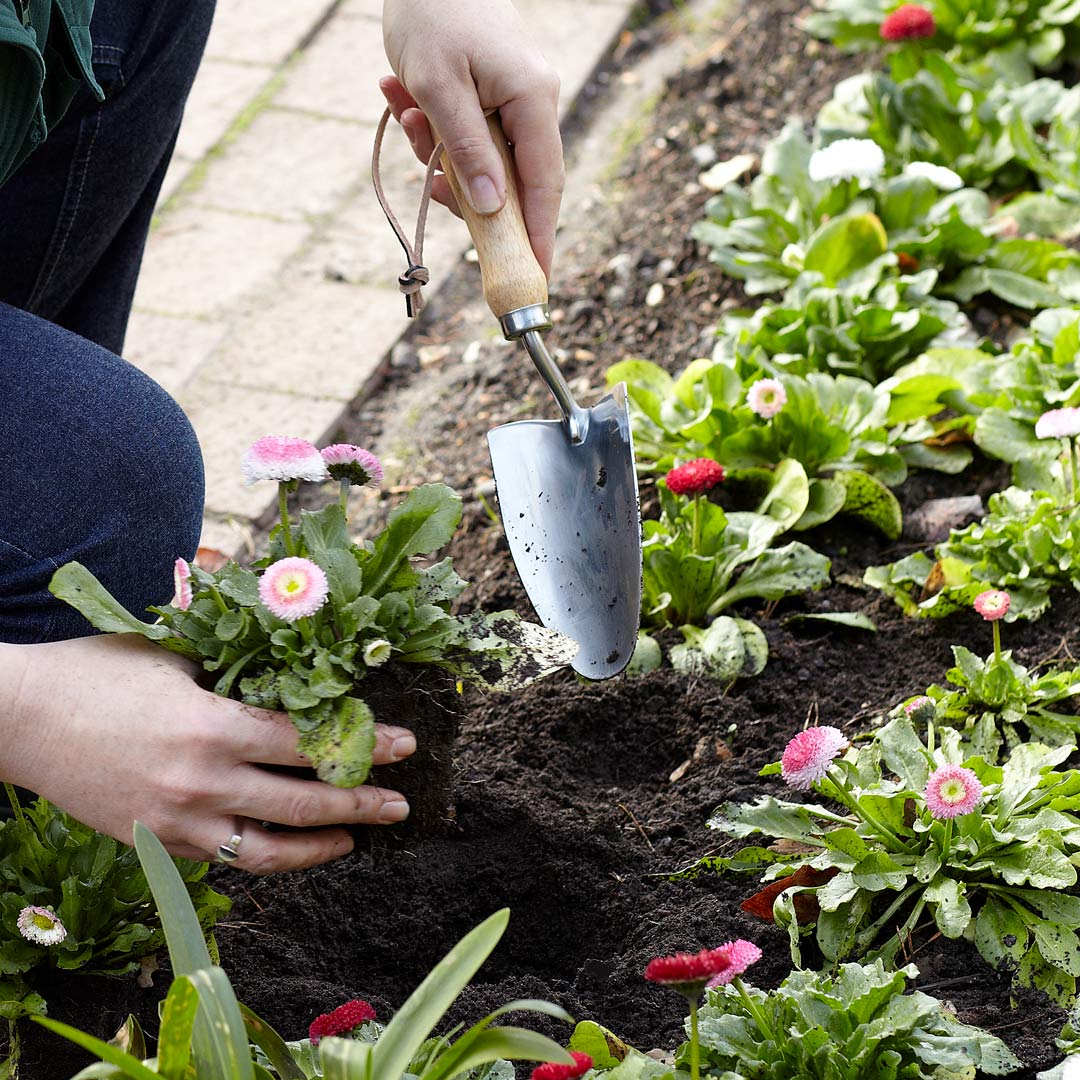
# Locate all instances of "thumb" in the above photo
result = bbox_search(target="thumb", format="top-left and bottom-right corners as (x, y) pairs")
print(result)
(425, 90), (507, 216)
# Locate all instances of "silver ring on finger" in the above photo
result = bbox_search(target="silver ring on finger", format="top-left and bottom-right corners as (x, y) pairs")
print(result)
(215, 824), (244, 865)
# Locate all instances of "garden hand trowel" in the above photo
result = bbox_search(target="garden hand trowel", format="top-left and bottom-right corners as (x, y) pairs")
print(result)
(441, 116), (642, 680)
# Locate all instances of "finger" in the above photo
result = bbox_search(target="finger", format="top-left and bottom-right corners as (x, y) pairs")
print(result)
(229, 707), (416, 769)
(411, 79), (506, 216)
(378, 75), (418, 121)
(231, 773), (411, 829)
(401, 107), (436, 166)
(430, 175), (463, 218)
(207, 821), (355, 875)
(497, 79), (564, 277)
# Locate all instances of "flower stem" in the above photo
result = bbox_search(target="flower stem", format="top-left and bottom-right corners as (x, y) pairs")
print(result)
(338, 479), (350, 515)
(279, 482), (295, 556)
(686, 997), (700, 1080)
(939, 817), (953, 863)
(733, 977), (774, 1042)
(820, 775), (912, 854)
(691, 495), (702, 555)
(992, 620), (1001, 665)
(1069, 437), (1078, 502)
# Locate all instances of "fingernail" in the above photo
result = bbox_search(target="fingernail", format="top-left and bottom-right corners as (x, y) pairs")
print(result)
(391, 733), (416, 759)
(379, 799), (410, 823)
(468, 174), (501, 214)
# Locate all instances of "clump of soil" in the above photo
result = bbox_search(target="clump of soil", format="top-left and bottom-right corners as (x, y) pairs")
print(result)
(15, 1), (1077, 1078)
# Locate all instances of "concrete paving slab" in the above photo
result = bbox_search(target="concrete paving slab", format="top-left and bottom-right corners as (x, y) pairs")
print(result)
(275, 11), (388, 125)
(190, 108), (369, 223)
(175, 60), (275, 163)
(123, 312), (230, 398)
(179, 377), (347, 518)
(203, 0), (338, 67)
(131, 207), (309, 318)
(196, 274), (408, 402)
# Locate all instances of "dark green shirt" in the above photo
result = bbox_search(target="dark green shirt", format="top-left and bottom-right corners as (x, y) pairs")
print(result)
(0, 0), (102, 186)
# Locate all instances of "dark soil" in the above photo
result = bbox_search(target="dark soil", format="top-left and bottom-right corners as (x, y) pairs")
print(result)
(16, 1), (1078, 1078)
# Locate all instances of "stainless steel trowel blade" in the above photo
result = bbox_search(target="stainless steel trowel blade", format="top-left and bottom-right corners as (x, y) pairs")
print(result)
(487, 383), (642, 680)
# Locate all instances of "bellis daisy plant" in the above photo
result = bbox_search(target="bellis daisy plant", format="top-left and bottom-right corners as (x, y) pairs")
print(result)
(664, 459), (724, 553)
(683, 714), (1080, 1004)
(531, 1051), (592, 1080)
(16, 907), (66, 947)
(50, 437), (577, 789)
(807, 139), (885, 185)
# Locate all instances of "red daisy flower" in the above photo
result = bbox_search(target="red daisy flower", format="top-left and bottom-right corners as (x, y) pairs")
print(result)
(644, 947), (734, 994)
(665, 459), (725, 497)
(881, 4), (936, 41)
(531, 1051), (593, 1080)
(308, 999), (376, 1044)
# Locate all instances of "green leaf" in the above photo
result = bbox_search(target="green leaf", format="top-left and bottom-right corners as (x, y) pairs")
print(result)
(568, 1020), (631, 1069)
(974, 895), (1030, 972)
(364, 484), (463, 598)
(321, 1037), (372, 1080)
(370, 909), (510, 1080)
(31, 1018), (161, 1080)
(298, 696), (377, 788)
(669, 618), (768, 682)
(803, 213), (888, 286)
(157, 976), (200, 1080)
(837, 470), (902, 539)
(132, 824), (252, 1080)
(709, 542), (831, 613)
(239, 1005), (306, 1080)
(850, 852), (909, 892)
(783, 611), (876, 632)
(48, 563), (198, 658)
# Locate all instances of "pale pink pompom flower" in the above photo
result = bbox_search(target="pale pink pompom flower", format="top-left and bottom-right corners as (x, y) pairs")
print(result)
(781, 726), (849, 791)
(242, 436), (329, 486)
(1035, 407), (1080, 440)
(172, 558), (193, 611)
(747, 378), (788, 419)
(17, 906), (67, 946)
(924, 764), (982, 819)
(974, 590), (1010, 621)
(321, 444), (384, 488)
(904, 695), (934, 723)
(706, 939), (763, 988)
(259, 557), (329, 620)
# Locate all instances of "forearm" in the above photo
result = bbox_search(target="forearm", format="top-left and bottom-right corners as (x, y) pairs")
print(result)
(0, 642), (35, 790)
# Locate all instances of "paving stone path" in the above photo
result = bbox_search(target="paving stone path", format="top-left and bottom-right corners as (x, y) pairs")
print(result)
(122, 0), (636, 555)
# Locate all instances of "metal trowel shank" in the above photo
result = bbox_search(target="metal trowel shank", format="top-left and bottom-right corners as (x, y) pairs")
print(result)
(488, 379), (641, 679)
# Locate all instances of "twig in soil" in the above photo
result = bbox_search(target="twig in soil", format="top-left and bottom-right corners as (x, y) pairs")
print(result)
(618, 802), (656, 852)
(217, 922), (271, 937)
(905, 928), (941, 960)
(988, 1012), (1055, 1033)
(242, 887), (265, 914)
(803, 698), (820, 730)
(917, 974), (981, 992)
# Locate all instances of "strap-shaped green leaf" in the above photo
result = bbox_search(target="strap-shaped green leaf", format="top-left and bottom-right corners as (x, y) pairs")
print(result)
(321, 1036), (373, 1080)
(133, 823), (253, 1080)
(240, 1003), (306, 1080)
(424, 1027), (573, 1080)
(31, 1018), (160, 1080)
(157, 976), (200, 1079)
(370, 909), (509, 1080)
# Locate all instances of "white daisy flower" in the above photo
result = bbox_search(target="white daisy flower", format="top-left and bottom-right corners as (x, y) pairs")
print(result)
(808, 139), (886, 184)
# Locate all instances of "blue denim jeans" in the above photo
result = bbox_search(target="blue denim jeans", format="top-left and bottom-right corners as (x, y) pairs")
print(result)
(0, 0), (215, 645)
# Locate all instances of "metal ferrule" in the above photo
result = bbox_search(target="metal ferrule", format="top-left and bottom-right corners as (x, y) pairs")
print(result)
(498, 303), (553, 340)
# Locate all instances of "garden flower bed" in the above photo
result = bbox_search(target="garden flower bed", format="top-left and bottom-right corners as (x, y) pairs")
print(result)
(11, 0), (1080, 1076)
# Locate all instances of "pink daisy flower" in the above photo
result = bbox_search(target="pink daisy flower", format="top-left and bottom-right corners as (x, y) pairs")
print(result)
(259, 557), (329, 620)
(781, 726), (849, 791)
(322, 444), (384, 488)
(665, 459), (725, 497)
(645, 947), (734, 994)
(904, 695), (934, 723)
(308, 999), (376, 1045)
(242, 436), (329, 486)
(706, 939), (762, 988)
(17, 906), (67, 946)
(1035, 408), (1080, 440)
(746, 378), (787, 419)
(924, 765), (982, 819)
(881, 4), (936, 40)
(172, 558), (193, 611)
(531, 1053), (593, 1080)
(974, 590), (1010, 621)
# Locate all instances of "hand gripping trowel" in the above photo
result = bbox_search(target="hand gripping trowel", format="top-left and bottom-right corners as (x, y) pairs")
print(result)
(441, 117), (642, 679)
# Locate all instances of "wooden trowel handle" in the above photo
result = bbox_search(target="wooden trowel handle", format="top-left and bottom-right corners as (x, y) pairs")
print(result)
(439, 115), (549, 320)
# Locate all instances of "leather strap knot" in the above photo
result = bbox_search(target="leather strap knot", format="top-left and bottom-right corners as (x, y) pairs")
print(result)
(372, 107), (445, 317)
